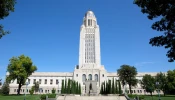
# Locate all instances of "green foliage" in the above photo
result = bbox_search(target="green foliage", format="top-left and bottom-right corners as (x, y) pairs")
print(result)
(117, 65), (138, 94)
(134, 0), (175, 62)
(78, 83), (81, 94)
(166, 70), (175, 94)
(155, 72), (168, 96)
(1, 82), (10, 95)
(6, 55), (37, 95)
(0, 0), (16, 39)
(34, 81), (39, 93)
(61, 79), (81, 94)
(112, 78), (115, 94)
(65, 79), (67, 94)
(48, 93), (56, 98)
(142, 74), (155, 96)
(76, 81), (79, 94)
(40, 94), (46, 100)
(0, 79), (2, 86)
(29, 86), (34, 95)
(108, 80), (112, 94)
(115, 80), (119, 94)
(61, 79), (64, 94)
(67, 79), (71, 94)
(118, 80), (122, 94)
(52, 88), (56, 94)
(100, 82), (103, 94)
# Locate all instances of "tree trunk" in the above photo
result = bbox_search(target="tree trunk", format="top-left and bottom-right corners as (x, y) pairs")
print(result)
(17, 81), (22, 95)
(129, 84), (132, 95)
(163, 91), (165, 96)
(151, 92), (153, 100)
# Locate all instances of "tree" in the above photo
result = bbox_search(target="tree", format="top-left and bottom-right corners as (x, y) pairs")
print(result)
(67, 79), (71, 94)
(166, 69), (175, 94)
(112, 78), (115, 94)
(1, 81), (10, 95)
(78, 83), (81, 94)
(52, 88), (56, 94)
(0, 79), (2, 86)
(115, 80), (119, 94)
(104, 82), (106, 94)
(6, 55), (37, 95)
(142, 74), (155, 97)
(155, 72), (168, 96)
(108, 80), (112, 94)
(76, 81), (79, 94)
(65, 79), (67, 94)
(29, 86), (34, 95)
(134, 0), (175, 62)
(0, 0), (16, 39)
(61, 79), (64, 94)
(34, 81), (39, 94)
(118, 80), (122, 94)
(117, 65), (138, 94)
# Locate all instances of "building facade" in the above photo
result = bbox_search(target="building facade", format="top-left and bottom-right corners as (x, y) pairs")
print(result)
(7, 10), (162, 95)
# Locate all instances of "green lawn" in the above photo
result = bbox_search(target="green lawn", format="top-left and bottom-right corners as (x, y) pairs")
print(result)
(144, 95), (175, 100)
(0, 95), (40, 100)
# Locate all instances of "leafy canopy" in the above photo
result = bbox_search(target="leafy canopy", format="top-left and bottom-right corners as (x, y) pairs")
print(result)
(142, 74), (155, 95)
(6, 54), (37, 94)
(117, 65), (138, 94)
(134, 0), (175, 62)
(0, 0), (16, 39)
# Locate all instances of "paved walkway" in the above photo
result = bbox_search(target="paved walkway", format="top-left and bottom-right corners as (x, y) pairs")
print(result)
(57, 95), (126, 100)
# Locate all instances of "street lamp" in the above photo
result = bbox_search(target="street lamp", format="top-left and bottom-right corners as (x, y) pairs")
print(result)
(24, 82), (29, 100)
(156, 82), (161, 100)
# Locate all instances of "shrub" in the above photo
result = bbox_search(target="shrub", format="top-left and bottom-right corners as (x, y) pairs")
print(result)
(48, 93), (56, 98)
(139, 95), (145, 99)
(29, 89), (34, 95)
(29, 86), (34, 95)
(40, 94), (46, 100)
(1, 82), (9, 95)
(52, 88), (56, 94)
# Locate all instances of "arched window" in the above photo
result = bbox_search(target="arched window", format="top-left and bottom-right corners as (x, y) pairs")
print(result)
(88, 74), (92, 80)
(82, 74), (86, 82)
(94, 74), (98, 81)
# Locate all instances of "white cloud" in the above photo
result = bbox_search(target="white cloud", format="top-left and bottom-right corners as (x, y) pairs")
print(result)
(134, 62), (155, 67)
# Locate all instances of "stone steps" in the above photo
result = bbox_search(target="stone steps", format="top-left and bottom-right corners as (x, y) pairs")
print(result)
(57, 96), (126, 100)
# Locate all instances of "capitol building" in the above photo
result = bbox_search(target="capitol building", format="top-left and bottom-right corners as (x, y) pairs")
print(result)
(7, 10), (161, 95)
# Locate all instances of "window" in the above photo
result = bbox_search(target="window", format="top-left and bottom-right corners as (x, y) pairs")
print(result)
(82, 74), (86, 82)
(50, 79), (53, 85)
(94, 74), (98, 81)
(56, 79), (59, 85)
(76, 74), (78, 77)
(88, 74), (92, 80)
(102, 74), (104, 77)
(28, 79), (30, 84)
(45, 79), (47, 84)
(14, 89), (16, 92)
(39, 79), (42, 84)
(88, 19), (90, 26)
(33, 79), (36, 84)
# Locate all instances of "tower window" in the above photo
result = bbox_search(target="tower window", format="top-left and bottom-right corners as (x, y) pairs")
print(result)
(88, 19), (90, 26)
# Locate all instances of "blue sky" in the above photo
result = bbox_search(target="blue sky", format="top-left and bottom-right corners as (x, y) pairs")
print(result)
(0, 0), (174, 81)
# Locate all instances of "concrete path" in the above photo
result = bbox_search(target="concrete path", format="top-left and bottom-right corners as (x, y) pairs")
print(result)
(57, 95), (126, 100)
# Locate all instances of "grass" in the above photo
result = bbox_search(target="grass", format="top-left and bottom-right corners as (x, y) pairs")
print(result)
(0, 94), (41, 100)
(144, 95), (175, 100)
